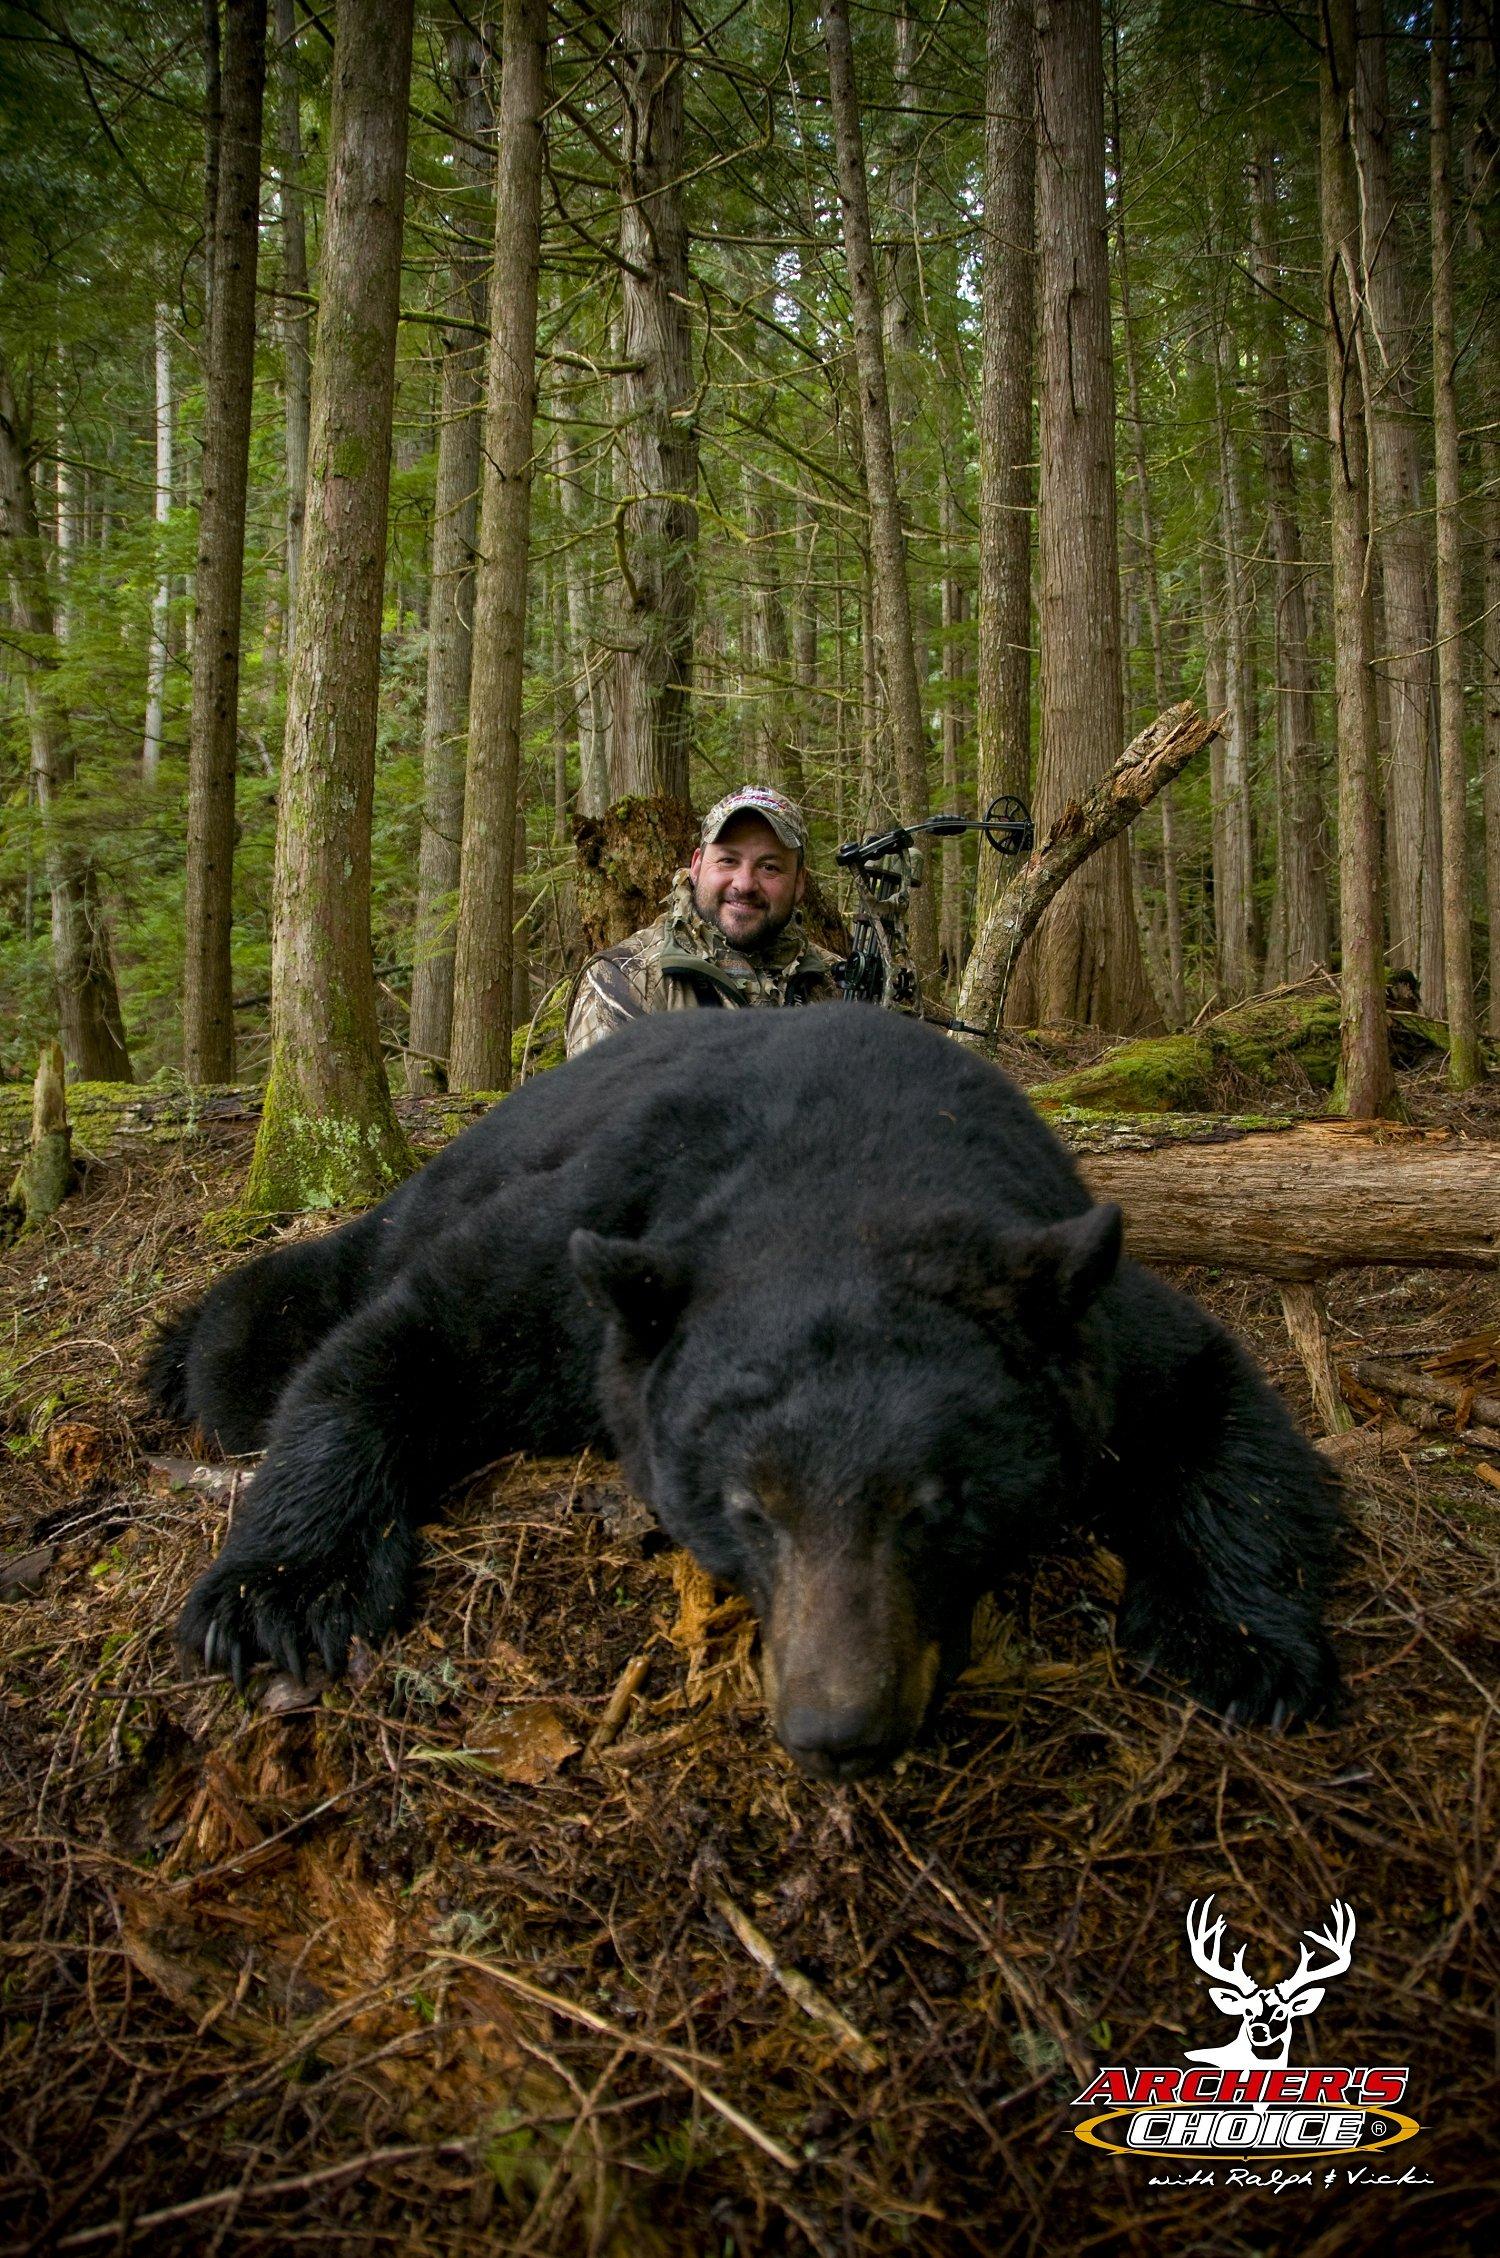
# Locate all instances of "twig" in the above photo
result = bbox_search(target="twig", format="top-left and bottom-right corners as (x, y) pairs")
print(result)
(53, 2143), (475, 2250)
(432, 1948), (800, 2171)
(704, 1882), (885, 2073)
(585, 1650), (650, 1756)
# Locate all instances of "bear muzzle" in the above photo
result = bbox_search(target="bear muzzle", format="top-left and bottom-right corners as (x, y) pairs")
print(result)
(760, 1556), (942, 1779)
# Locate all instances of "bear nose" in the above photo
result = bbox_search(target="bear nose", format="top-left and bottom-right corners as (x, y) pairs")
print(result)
(779, 1702), (890, 1778)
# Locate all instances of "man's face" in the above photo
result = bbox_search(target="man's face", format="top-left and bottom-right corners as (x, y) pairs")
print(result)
(689, 814), (805, 951)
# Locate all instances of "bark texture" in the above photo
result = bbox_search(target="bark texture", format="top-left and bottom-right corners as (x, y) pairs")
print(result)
(976, 0), (1034, 937)
(1320, 0), (1393, 1118)
(1250, 146), (1331, 981)
(824, 0), (936, 974)
(1022, 0), (1157, 1031)
(1075, 1122), (1499, 1280)
(184, 0), (266, 1083)
(0, 358), (133, 1082)
(142, 307), (173, 784)
(407, 24), (492, 1093)
(1112, 31), (1182, 1021)
(1429, 0), (1481, 1088)
(245, 0), (415, 1212)
(609, 0), (698, 806)
(449, 0), (547, 1092)
(1355, 0), (1443, 1005)
(275, 0), (310, 644)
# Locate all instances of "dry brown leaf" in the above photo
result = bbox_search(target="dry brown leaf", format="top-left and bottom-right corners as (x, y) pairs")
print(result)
(428, 1703), (581, 1784)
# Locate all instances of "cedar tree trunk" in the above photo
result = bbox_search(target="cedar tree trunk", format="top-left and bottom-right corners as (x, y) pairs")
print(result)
(449, 0), (547, 1092)
(976, 0), (1035, 937)
(183, 0), (266, 1083)
(0, 359), (133, 1081)
(1429, 0), (1480, 1086)
(1356, 0), (1443, 1006)
(823, 0), (936, 975)
(143, 307), (173, 784)
(1250, 144), (1331, 982)
(1026, 0), (1157, 1030)
(245, 0), (415, 1211)
(275, 0), (310, 644)
(1320, 0), (1393, 1117)
(407, 23), (492, 1092)
(609, 0), (699, 807)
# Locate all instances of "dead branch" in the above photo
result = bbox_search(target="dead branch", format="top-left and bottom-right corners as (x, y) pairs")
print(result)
(955, 701), (1222, 1037)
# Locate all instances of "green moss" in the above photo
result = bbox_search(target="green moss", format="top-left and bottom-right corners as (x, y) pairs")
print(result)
(1030, 995), (1344, 1114)
(1029, 1034), (1211, 1114)
(241, 1056), (414, 1217)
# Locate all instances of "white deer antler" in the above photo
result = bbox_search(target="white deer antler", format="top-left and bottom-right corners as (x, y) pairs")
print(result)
(1279, 1901), (1357, 1997)
(1185, 1896), (1257, 1997)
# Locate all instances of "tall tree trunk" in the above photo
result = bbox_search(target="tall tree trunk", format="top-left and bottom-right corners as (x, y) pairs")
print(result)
(823, 0), (936, 975)
(976, 0), (1035, 943)
(202, 0), (221, 321)
(1485, 23), (1500, 1039)
(939, 475), (967, 981)
(1250, 144), (1331, 983)
(274, 0), (310, 644)
(1321, 0), (1393, 1118)
(1027, 0), (1157, 1030)
(1111, 27), (1182, 1022)
(1487, 422), (1500, 1040)
(554, 422), (610, 817)
(1211, 330), (1260, 999)
(609, 0), (698, 808)
(1356, 0), (1443, 1006)
(745, 471), (797, 795)
(0, 358), (133, 1080)
(407, 23), (492, 1094)
(245, 0), (415, 1212)
(142, 307), (173, 784)
(449, 0), (547, 1093)
(1429, 0), (1480, 1086)
(183, 0), (266, 1084)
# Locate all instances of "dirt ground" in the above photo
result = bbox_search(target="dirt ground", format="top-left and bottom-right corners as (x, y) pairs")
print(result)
(1, 1056), (1497, 2257)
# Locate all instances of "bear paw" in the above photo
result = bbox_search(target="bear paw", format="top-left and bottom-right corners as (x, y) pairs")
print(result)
(1116, 1587), (1343, 1731)
(177, 1526), (416, 1692)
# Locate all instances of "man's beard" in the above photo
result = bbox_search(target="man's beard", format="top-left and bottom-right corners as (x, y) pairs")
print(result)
(692, 883), (795, 953)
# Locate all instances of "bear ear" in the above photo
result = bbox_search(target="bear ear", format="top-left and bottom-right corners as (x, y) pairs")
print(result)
(896, 1202), (1122, 1339)
(569, 1230), (690, 1351)
(1012, 1203), (1124, 1328)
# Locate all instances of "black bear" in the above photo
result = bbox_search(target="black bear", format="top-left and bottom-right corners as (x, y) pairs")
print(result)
(150, 1007), (1344, 1778)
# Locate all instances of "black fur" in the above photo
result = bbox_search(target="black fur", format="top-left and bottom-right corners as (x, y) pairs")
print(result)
(152, 1007), (1345, 1752)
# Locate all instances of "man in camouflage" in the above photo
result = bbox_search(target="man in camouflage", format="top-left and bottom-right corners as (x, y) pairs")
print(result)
(564, 786), (842, 1058)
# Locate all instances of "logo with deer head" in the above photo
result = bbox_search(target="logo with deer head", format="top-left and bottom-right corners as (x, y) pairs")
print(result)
(1070, 1894), (1419, 2157)
(1184, 1896), (1357, 2070)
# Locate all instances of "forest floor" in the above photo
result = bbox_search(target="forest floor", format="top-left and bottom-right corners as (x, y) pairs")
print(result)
(1, 1044), (1498, 2258)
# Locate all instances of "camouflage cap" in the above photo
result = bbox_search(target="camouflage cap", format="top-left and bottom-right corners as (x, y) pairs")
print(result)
(699, 785), (808, 855)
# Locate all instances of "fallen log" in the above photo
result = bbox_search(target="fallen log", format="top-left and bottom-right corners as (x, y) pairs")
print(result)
(955, 701), (1221, 1037)
(1342, 1357), (1500, 1433)
(1064, 1118), (1500, 1280)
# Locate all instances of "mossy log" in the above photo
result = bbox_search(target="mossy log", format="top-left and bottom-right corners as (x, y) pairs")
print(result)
(1028, 991), (1448, 1114)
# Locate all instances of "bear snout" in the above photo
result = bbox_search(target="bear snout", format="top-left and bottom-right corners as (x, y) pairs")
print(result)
(761, 1554), (942, 1777)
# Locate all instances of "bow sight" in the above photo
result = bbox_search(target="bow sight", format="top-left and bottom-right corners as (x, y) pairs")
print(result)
(833, 796), (1034, 1020)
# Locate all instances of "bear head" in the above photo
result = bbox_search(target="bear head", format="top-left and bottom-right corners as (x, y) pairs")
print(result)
(570, 1201), (1122, 1780)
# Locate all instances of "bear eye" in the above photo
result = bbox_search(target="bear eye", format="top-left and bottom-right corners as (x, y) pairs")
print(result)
(725, 1486), (776, 1542)
(898, 1479), (951, 1532)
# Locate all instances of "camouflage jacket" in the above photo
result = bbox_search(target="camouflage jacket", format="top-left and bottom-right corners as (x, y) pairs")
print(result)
(564, 872), (842, 1059)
